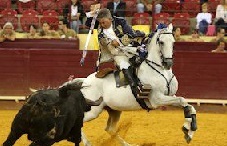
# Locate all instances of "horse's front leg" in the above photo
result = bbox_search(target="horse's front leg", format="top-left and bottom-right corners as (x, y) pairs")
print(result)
(150, 93), (197, 143)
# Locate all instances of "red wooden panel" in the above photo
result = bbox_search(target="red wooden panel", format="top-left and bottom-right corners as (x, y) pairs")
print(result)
(174, 42), (217, 51)
(173, 51), (227, 99)
(0, 49), (29, 95)
(0, 39), (79, 49)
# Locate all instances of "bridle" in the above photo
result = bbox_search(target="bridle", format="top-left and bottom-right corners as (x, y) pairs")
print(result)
(144, 31), (175, 95)
(156, 31), (174, 66)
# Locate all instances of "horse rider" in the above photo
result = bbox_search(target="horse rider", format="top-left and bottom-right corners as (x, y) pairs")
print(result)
(85, 7), (150, 110)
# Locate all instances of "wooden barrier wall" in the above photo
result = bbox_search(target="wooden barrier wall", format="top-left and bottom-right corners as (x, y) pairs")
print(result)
(0, 40), (227, 100)
(0, 39), (98, 96)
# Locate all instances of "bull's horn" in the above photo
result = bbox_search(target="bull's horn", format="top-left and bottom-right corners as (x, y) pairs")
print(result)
(85, 97), (103, 106)
(29, 88), (38, 92)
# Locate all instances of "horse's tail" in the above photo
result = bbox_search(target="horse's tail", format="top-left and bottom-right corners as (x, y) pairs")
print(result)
(59, 78), (85, 97)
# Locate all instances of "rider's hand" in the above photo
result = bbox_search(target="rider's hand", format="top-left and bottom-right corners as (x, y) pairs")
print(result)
(111, 40), (120, 47)
(90, 4), (100, 15)
(80, 57), (85, 66)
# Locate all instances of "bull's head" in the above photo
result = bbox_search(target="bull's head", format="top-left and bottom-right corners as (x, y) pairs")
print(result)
(28, 111), (57, 143)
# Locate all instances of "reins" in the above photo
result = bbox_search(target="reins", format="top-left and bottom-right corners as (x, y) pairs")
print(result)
(144, 59), (175, 95)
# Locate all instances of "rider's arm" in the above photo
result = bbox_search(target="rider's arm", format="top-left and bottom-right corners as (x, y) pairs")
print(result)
(85, 4), (100, 28)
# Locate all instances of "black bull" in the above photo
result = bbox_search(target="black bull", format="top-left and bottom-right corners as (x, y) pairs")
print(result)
(3, 85), (102, 146)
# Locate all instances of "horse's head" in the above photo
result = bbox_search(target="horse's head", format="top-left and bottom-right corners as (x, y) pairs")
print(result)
(149, 23), (175, 70)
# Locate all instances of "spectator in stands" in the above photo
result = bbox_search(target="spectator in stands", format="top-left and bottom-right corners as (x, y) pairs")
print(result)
(211, 38), (226, 52)
(25, 24), (39, 39)
(173, 26), (185, 42)
(137, 0), (164, 14)
(137, 2), (145, 13)
(0, 22), (16, 42)
(39, 22), (60, 38)
(68, 0), (85, 33)
(210, 27), (225, 42)
(196, 3), (212, 35)
(215, 0), (227, 32)
(107, 0), (126, 18)
(58, 19), (77, 38)
(187, 29), (204, 42)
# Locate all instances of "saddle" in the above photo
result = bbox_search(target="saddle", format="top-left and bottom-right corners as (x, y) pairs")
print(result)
(95, 68), (151, 99)
(95, 68), (128, 87)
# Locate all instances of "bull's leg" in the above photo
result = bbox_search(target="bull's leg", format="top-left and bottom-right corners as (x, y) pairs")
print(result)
(3, 116), (26, 146)
(105, 108), (122, 135)
(3, 131), (24, 146)
(150, 93), (197, 143)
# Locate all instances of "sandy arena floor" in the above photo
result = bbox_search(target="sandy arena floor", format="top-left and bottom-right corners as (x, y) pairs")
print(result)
(0, 102), (227, 146)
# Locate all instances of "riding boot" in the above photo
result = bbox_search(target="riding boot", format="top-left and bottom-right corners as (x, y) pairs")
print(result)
(122, 67), (151, 111)
(131, 66), (143, 91)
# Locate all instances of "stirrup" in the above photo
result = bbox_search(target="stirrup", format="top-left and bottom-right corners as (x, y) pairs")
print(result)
(137, 84), (152, 99)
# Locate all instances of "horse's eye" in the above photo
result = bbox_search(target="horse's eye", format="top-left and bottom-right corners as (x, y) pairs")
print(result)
(159, 41), (164, 45)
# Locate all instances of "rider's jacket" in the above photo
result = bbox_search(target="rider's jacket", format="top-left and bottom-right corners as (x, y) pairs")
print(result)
(85, 16), (146, 64)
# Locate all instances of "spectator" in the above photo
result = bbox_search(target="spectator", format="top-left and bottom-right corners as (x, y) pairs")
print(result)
(107, 0), (126, 18)
(0, 22), (16, 42)
(187, 29), (204, 42)
(173, 26), (185, 42)
(137, 2), (145, 13)
(58, 20), (77, 38)
(137, 0), (164, 14)
(211, 38), (226, 52)
(63, 0), (85, 33)
(25, 24), (39, 38)
(39, 22), (60, 38)
(196, 3), (212, 34)
(215, 0), (227, 32)
(210, 27), (225, 42)
(68, 0), (85, 33)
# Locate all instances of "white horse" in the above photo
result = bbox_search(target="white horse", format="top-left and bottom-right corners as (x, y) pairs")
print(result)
(64, 24), (197, 145)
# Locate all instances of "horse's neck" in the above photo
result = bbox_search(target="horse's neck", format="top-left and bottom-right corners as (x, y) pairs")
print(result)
(147, 38), (162, 65)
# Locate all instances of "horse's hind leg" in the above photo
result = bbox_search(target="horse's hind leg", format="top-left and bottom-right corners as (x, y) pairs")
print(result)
(105, 107), (122, 135)
(82, 105), (105, 146)
(106, 108), (135, 146)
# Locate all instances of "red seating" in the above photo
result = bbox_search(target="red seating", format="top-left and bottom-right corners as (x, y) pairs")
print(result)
(182, 0), (200, 17)
(162, 0), (181, 16)
(36, 0), (57, 14)
(40, 10), (59, 30)
(20, 9), (39, 32)
(131, 12), (150, 25)
(124, 0), (137, 17)
(56, 0), (71, 15)
(173, 13), (190, 19)
(100, 0), (109, 8)
(152, 13), (170, 30)
(172, 13), (190, 34)
(0, 0), (11, 12)
(0, 9), (18, 29)
(17, 0), (36, 14)
(42, 10), (59, 17)
(81, 0), (98, 12)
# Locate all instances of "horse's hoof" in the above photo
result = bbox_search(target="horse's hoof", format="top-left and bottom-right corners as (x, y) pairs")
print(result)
(184, 134), (192, 144)
(182, 126), (191, 144)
